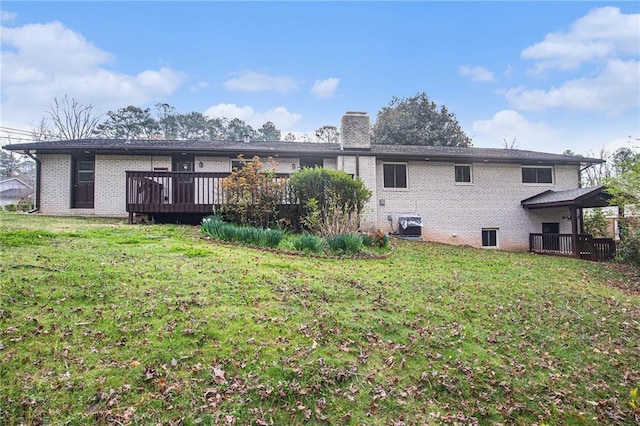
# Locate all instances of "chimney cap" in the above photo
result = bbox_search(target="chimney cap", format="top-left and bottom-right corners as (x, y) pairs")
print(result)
(344, 111), (368, 116)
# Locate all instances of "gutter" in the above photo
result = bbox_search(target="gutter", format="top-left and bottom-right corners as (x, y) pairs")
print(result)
(24, 150), (40, 213)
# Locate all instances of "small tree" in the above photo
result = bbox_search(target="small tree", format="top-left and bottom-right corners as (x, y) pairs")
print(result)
(604, 151), (640, 267)
(289, 167), (372, 236)
(219, 155), (287, 228)
(583, 208), (609, 237)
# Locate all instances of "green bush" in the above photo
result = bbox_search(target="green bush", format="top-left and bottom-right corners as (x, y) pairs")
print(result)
(617, 218), (640, 269)
(17, 201), (33, 212)
(326, 233), (362, 255)
(289, 167), (372, 236)
(584, 208), (609, 237)
(3, 204), (17, 211)
(291, 233), (324, 254)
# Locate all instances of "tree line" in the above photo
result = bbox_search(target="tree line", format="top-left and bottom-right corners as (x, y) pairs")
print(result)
(32, 93), (473, 146)
(34, 98), (300, 143)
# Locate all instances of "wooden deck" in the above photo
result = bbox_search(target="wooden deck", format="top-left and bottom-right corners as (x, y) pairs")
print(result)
(529, 233), (616, 261)
(125, 171), (292, 221)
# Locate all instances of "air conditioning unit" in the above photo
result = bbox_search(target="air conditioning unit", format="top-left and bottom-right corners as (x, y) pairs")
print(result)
(398, 215), (422, 237)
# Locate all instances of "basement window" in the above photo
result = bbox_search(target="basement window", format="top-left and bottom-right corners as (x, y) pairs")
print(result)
(482, 228), (498, 248)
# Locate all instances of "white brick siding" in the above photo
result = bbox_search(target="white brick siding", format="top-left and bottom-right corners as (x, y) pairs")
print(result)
(375, 160), (580, 251)
(37, 151), (583, 252)
(38, 154), (171, 217)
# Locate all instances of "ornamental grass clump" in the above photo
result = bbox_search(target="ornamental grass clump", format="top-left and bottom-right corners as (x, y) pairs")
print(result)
(326, 233), (363, 255)
(201, 215), (283, 248)
(291, 232), (324, 254)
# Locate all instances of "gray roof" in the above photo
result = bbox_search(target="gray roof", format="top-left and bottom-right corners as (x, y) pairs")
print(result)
(2, 139), (602, 165)
(521, 185), (611, 209)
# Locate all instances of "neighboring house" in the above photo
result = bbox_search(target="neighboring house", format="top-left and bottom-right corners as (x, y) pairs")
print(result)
(584, 206), (640, 240)
(0, 177), (33, 207)
(3, 111), (610, 254)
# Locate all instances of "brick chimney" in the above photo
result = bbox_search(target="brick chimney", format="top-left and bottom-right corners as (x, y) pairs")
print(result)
(340, 111), (370, 150)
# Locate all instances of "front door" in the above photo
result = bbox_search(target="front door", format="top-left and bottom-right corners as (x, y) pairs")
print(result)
(173, 156), (194, 204)
(72, 156), (95, 208)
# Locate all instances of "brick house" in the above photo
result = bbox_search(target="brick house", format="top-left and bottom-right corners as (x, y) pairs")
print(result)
(3, 111), (611, 254)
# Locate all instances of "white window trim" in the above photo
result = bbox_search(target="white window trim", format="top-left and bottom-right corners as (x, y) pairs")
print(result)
(481, 228), (499, 249)
(382, 162), (409, 191)
(454, 163), (473, 185)
(521, 165), (554, 185)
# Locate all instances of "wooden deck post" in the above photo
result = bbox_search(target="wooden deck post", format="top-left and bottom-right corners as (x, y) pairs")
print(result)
(570, 205), (579, 258)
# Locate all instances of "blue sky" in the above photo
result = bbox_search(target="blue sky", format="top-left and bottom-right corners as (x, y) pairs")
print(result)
(1, 1), (638, 155)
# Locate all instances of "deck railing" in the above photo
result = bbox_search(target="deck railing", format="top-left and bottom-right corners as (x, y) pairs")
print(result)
(125, 171), (293, 216)
(529, 233), (616, 262)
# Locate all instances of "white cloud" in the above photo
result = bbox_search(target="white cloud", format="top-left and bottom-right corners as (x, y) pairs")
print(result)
(1, 11), (17, 22)
(522, 6), (640, 72)
(223, 71), (297, 93)
(504, 59), (639, 113)
(190, 80), (209, 92)
(458, 66), (495, 82)
(472, 110), (554, 148)
(204, 103), (302, 129)
(0, 20), (185, 128)
(310, 77), (340, 98)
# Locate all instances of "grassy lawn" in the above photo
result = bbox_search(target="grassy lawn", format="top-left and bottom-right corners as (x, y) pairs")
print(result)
(1, 212), (639, 425)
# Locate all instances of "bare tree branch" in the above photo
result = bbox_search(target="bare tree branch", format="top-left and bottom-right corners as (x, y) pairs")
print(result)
(46, 96), (102, 140)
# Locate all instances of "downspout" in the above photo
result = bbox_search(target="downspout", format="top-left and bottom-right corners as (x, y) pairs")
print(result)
(24, 150), (40, 213)
(355, 154), (360, 178)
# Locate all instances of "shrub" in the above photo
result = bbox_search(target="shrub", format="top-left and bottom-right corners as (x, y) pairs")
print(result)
(617, 217), (640, 269)
(289, 167), (372, 236)
(326, 233), (362, 255)
(362, 229), (389, 248)
(220, 155), (287, 228)
(3, 204), (17, 211)
(17, 201), (33, 212)
(584, 208), (609, 237)
(291, 233), (324, 254)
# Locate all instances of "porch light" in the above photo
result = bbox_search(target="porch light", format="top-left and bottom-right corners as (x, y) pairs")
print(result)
(199, 161), (204, 168)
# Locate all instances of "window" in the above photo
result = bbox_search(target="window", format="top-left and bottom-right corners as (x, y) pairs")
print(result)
(231, 159), (247, 171)
(383, 163), (407, 188)
(455, 164), (472, 183)
(522, 166), (553, 184)
(300, 157), (323, 169)
(482, 228), (498, 248)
